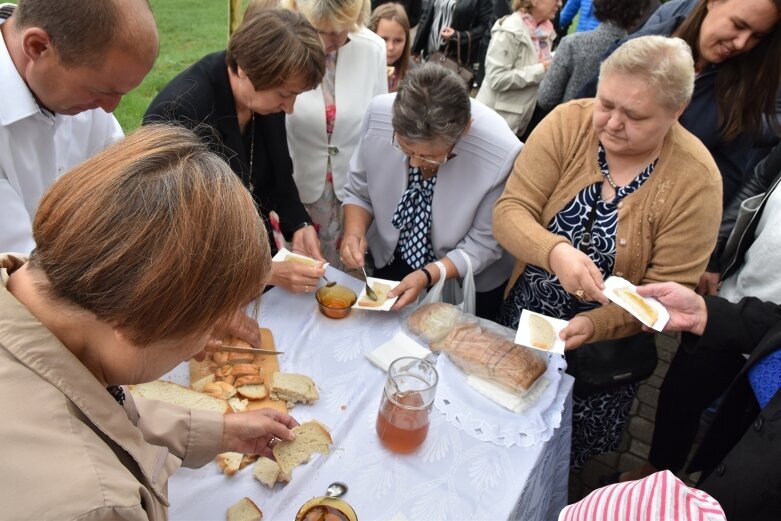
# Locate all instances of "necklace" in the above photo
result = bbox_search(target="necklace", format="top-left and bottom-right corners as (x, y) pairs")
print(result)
(247, 112), (255, 193)
(603, 171), (618, 189)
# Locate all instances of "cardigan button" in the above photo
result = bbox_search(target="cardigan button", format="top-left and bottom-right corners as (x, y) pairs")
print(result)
(328, 146), (340, 156)
(619, 238), (627, 246)
(753, 414), (764, 431)
(615, 271), (624, 277)
(716, 463), (725, 476)
(617, 201), (624, 209)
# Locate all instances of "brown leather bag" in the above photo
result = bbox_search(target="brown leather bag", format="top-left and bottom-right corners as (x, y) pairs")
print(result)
(428, 32), (474, 90)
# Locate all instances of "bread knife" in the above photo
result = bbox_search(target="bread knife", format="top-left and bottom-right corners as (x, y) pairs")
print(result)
(219, 345), (284, 356)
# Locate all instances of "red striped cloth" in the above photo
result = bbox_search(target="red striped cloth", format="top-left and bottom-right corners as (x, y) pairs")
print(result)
(268, 211), (286, 252)
(559, 471), (726, 521)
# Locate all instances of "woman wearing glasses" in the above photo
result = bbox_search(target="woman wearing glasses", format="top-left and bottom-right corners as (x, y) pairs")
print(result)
(340, 64), (521, 319)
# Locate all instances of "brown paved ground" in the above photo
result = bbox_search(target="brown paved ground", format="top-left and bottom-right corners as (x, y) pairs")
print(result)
(567, 333), (704, 502)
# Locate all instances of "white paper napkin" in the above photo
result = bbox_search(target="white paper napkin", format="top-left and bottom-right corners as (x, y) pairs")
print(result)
(514, 309), (568, 355)
(603, 276), (670, 331)
(271, 247), (327, 267)
(353, 276), (400, 311)
(466, 374), (550, 414)
(365, 331), (431, 371)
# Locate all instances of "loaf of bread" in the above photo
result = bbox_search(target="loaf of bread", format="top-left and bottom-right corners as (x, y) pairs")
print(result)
(272, 421), (332, 477)
(408, 303), (546, 392)
(128, 380), (231, 413)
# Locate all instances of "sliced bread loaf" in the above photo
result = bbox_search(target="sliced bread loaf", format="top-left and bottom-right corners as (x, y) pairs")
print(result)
(128, 380), (230, 414)
(272, 421), (332, 476)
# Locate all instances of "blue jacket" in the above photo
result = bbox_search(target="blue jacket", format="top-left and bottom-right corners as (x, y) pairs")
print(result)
(560, 0), (598, 32)
(577, 15), (753, 207)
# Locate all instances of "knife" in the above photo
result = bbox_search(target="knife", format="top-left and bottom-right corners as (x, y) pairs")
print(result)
(218, 345), (284, 356)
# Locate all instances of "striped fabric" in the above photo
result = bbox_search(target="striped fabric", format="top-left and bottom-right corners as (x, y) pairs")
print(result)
(559, 471), (726, 521)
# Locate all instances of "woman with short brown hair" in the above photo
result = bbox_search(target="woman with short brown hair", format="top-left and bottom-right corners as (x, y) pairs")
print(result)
(0, 124), (297, 520)
(145, 8), (328, 295)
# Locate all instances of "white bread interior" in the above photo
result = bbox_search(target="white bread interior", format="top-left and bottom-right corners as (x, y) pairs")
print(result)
(226, 497), (263, 521)
(272, 421), (332, 476)
(128, 380), (230, 414)
(269, 373), (319, 405)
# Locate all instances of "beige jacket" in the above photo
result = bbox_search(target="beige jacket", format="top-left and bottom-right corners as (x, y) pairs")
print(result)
(0, 254), (223, 521)
(476, 13), (549, 134)
(494, 100), (723, 341)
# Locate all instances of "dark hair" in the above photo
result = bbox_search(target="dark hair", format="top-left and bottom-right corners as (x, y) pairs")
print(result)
(392, 63), (471, 145)
(593, 0), (648, 30)
(31, 125), (271, 346)
(14, 0), (155, 67)
(675, 0), (781, 140)
(227, 8), (325, 91)
(370, 3), (411, 89)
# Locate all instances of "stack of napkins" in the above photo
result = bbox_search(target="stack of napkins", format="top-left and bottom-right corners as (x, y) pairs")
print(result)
(466, 373), (549, 414)
(365, 331), (431, 371)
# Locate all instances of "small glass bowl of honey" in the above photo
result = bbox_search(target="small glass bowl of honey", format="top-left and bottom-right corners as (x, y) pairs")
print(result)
(296, 496), (357, 521)
(315, 284), (357, 319)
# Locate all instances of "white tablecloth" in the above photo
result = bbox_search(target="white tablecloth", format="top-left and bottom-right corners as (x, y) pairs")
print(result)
(166, 284), (574, 521)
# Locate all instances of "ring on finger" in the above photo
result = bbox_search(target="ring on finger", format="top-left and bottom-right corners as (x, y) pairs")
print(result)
(575, 289), (585, 299)
(305, 285), (310, 293)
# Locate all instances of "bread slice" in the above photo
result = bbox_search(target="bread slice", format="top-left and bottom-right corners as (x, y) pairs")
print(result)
(358, 281), (391, 307)
(203, 381), (237, 400)
(272, 421), (332, 476)
(226, 497), (262, 521)
(228, 396), (249, 412)
(615, 287), (659, 325)
(407, 303), (461, 344)
(128, 380), (230, 414)
(190, 373), (215, 393)
(528, 313), (556, 350)
(252, 457), (289, 488)
(237, 384), (268, 400)
(217, 452), (243, 476)
(269, 373), (319, 405)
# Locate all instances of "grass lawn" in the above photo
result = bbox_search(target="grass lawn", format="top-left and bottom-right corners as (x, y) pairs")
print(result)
(115, 0), (249, 131)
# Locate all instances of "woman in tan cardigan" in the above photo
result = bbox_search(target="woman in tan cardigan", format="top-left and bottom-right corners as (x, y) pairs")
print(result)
(493, 35), (722, 469)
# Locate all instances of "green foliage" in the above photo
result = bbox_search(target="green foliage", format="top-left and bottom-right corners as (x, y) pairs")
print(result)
(114, 0), (248, 131)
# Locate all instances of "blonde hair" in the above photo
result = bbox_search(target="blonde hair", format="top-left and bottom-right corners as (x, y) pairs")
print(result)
(227, 9), (325, 91)
(30, 125), (271, 346)
(283, 0), (370, 31)
(511, 0), (533, 12)
(599, 35), (694, 111)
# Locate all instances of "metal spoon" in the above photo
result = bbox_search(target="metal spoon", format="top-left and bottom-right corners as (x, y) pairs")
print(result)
(360, 266), (379, 301)
(322, 274), (337, 288)
(325, 482), (348, 498)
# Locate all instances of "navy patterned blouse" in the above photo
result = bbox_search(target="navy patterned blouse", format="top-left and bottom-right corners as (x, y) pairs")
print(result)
(499, 144), (657, 327)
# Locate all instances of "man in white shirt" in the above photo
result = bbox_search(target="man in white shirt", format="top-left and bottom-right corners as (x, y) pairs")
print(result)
(0, 0), (158, 253)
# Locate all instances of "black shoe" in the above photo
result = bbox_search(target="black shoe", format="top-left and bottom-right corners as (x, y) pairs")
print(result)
(598, 471), (622, 487)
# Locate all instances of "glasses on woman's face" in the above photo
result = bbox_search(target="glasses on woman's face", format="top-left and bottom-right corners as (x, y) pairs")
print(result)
(391, 132), (456, 167)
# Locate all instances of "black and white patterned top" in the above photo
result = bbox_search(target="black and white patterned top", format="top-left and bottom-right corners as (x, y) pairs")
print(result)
(391, 165), (438, 269)
(499, 144), (657, 327)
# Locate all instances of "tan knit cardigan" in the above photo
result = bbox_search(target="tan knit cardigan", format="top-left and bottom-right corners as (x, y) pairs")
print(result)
(493, 99), (723, 341)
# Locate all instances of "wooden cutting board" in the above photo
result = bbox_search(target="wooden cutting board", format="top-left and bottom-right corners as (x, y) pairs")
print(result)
(189, 328), (287, 414)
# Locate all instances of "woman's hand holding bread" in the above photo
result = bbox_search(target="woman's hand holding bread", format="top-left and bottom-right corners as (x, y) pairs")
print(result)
(221, 408), (299, 459)
(549, 243), (609, 305)
(388, 270), (429, 310)
(270, 261), (324, 293)
(291, 225), (325, 262)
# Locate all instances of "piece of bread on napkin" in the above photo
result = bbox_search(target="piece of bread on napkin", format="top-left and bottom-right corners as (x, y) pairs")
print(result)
(615, 286), (658, 325)
(226, 497), (262, 521)
(272, 421), (332, 476)
(269, 373), (319, 405)
(358, 281), (391, 307)
(528, 314), (556, 350)
(128, 380), (231, 413)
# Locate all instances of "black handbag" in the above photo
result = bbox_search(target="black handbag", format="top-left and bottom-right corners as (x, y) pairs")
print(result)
(564, 195), (658, 395)
(566, 333), (658, 395)
(428, 32), (474, 90)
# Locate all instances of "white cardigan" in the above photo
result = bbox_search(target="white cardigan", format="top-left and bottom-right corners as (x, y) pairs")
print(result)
(287, 28), (387, 204)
